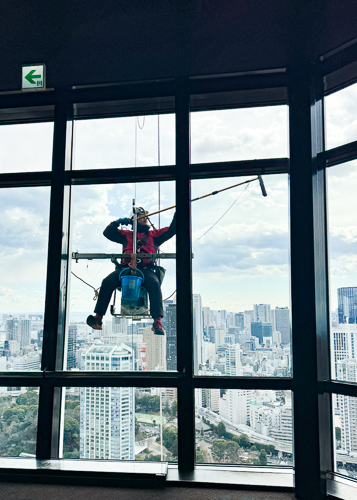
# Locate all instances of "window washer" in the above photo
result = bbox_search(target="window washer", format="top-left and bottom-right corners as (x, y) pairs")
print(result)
(86, 208), (176, 335)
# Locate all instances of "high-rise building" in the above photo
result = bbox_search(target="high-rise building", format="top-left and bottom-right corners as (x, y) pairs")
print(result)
(112, 317), (128, 334)
(67, 325), (78, 370)
(244, 310), (254, 327)
(193, 294), (203, 369)
(18, 319), (31, 349)
(165, 303), (177, 371)
(225, 344), (243, 376)
(253, 304), (271, 323)
(80, 344), (134, 460)
(251, 322), (273, 344)
(6, 318), (18, 342)
(338, 287), (357, 324)
(235, 313), (244, 330)
(273, 307), (291, 344)
(142, 325), (166, 370)
(334, 359), (357, 454)
(331, 324), (357, 379)
(202, 307), (211, 330)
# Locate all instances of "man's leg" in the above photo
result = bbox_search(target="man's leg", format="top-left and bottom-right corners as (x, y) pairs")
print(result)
(87, 270), (120, 329)
(142, 268), (164, 334)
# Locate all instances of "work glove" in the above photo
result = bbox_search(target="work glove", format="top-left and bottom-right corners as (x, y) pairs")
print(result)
(116, 217), (132, 226)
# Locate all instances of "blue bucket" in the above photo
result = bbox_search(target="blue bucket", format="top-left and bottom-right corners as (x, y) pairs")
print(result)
(119, 268), (144, 301)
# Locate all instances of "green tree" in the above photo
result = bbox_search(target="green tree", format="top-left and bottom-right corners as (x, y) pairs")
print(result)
(238, 433), (251, 449)
(196, 447), (208, 464)
(212, 439), (227, 462)
(16, 390), (39, 407)
(136, 395), (160, 413)
(259, 449), (267, 466)
(225, 441), (240, 463)
(335, 427), (341, 441)
(63, 416), (80, 458)
(172, 400), (177, 417)
(163, 427), (178, 457)
(217, 421), (226, 438)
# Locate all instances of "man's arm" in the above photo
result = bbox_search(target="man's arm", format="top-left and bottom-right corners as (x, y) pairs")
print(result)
(153, 213), (176, 247)
(103, 221), (128, 244)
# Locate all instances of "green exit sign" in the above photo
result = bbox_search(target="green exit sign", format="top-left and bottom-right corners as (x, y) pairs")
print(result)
(22, 64), (46, 90)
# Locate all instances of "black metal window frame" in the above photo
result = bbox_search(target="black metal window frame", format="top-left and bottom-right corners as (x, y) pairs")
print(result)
(1, 38), (357, 497)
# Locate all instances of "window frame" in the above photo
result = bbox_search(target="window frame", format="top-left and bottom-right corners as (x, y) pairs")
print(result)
(0, 49), (356, 497)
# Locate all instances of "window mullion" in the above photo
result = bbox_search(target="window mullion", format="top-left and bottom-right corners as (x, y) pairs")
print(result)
(37, 89), (73, 459)
(176, 79), (195, 472)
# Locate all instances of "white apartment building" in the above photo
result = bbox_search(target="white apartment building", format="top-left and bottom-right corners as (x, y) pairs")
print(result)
(80, 344), (134, 460)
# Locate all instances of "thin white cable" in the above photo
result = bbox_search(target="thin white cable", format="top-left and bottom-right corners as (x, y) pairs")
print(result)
(193, 183), (250, 244)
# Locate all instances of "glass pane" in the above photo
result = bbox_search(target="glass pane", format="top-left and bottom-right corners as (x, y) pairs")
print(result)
(0, 122), (53, 173)
(333, 394), (357, 478)
(325, 82), (357, 150)
(190, 105), (288, 164)
(0, 187), (50, 371)
(73, 114), (175, 170)
(195, 389), (293, 466)
(192, 175), (291, 376)
(68, 181), (176, 372)
(62, 387), (177, 462)
(0, 388), (39, 457)
(327, 161), (357, 381)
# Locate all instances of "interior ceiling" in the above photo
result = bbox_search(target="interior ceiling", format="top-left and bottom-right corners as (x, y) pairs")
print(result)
(1, 0), (357, 92)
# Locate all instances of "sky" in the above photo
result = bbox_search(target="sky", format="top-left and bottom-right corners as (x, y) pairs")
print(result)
(0, 89), (356, 317)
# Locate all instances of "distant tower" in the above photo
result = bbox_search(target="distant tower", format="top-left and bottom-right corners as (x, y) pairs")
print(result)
(142, 326), (167, 370)
(235, 313), (244, 330)
(6, 318), (18, 342)
(165, 303), (177, 371)
(67, 325), (78, 370)
(250, 322), (273, 344)
(338, 287), (357, 324)
(274, 307), (291, 344)
(253, 304), (271, 323)
(112, 316), (128, 334)
(18, 319), (31, 349)
(193, 294), (203, 369)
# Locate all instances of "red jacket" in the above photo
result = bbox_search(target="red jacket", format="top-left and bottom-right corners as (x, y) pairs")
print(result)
(103, 214), (176, 265)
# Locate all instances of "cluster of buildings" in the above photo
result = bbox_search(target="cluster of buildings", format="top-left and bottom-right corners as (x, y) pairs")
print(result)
(0, 314), (42, 371)
(193, 297), (291, 377)
(331, 287), (357, 468)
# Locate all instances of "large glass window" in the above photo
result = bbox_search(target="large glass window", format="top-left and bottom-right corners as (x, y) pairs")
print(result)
(73, 114), (175, 170)
(325, 83), (357, 150)
(0, 187), (50, 371)
(190, 106), (288, 164)
(195, 389), (293, 466)
(68, 181), (176, 372)
(191, 175), (291, 376)
(327, 161), (357, 382)
(0, 122), (53, 173)
(62, 386), (177, 462)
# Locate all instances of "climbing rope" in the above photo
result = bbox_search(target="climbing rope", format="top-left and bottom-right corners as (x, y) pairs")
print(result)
(71, 271), (100, 301)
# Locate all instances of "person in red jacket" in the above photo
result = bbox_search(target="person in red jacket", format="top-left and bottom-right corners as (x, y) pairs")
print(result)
(86, 209), (176, 335)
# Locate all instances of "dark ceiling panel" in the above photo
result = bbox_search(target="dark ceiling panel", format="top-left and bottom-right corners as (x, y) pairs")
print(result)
(1, 1), (357, 92)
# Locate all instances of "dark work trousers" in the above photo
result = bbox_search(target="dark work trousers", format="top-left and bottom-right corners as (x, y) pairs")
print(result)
(94, 267), (164, 318)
